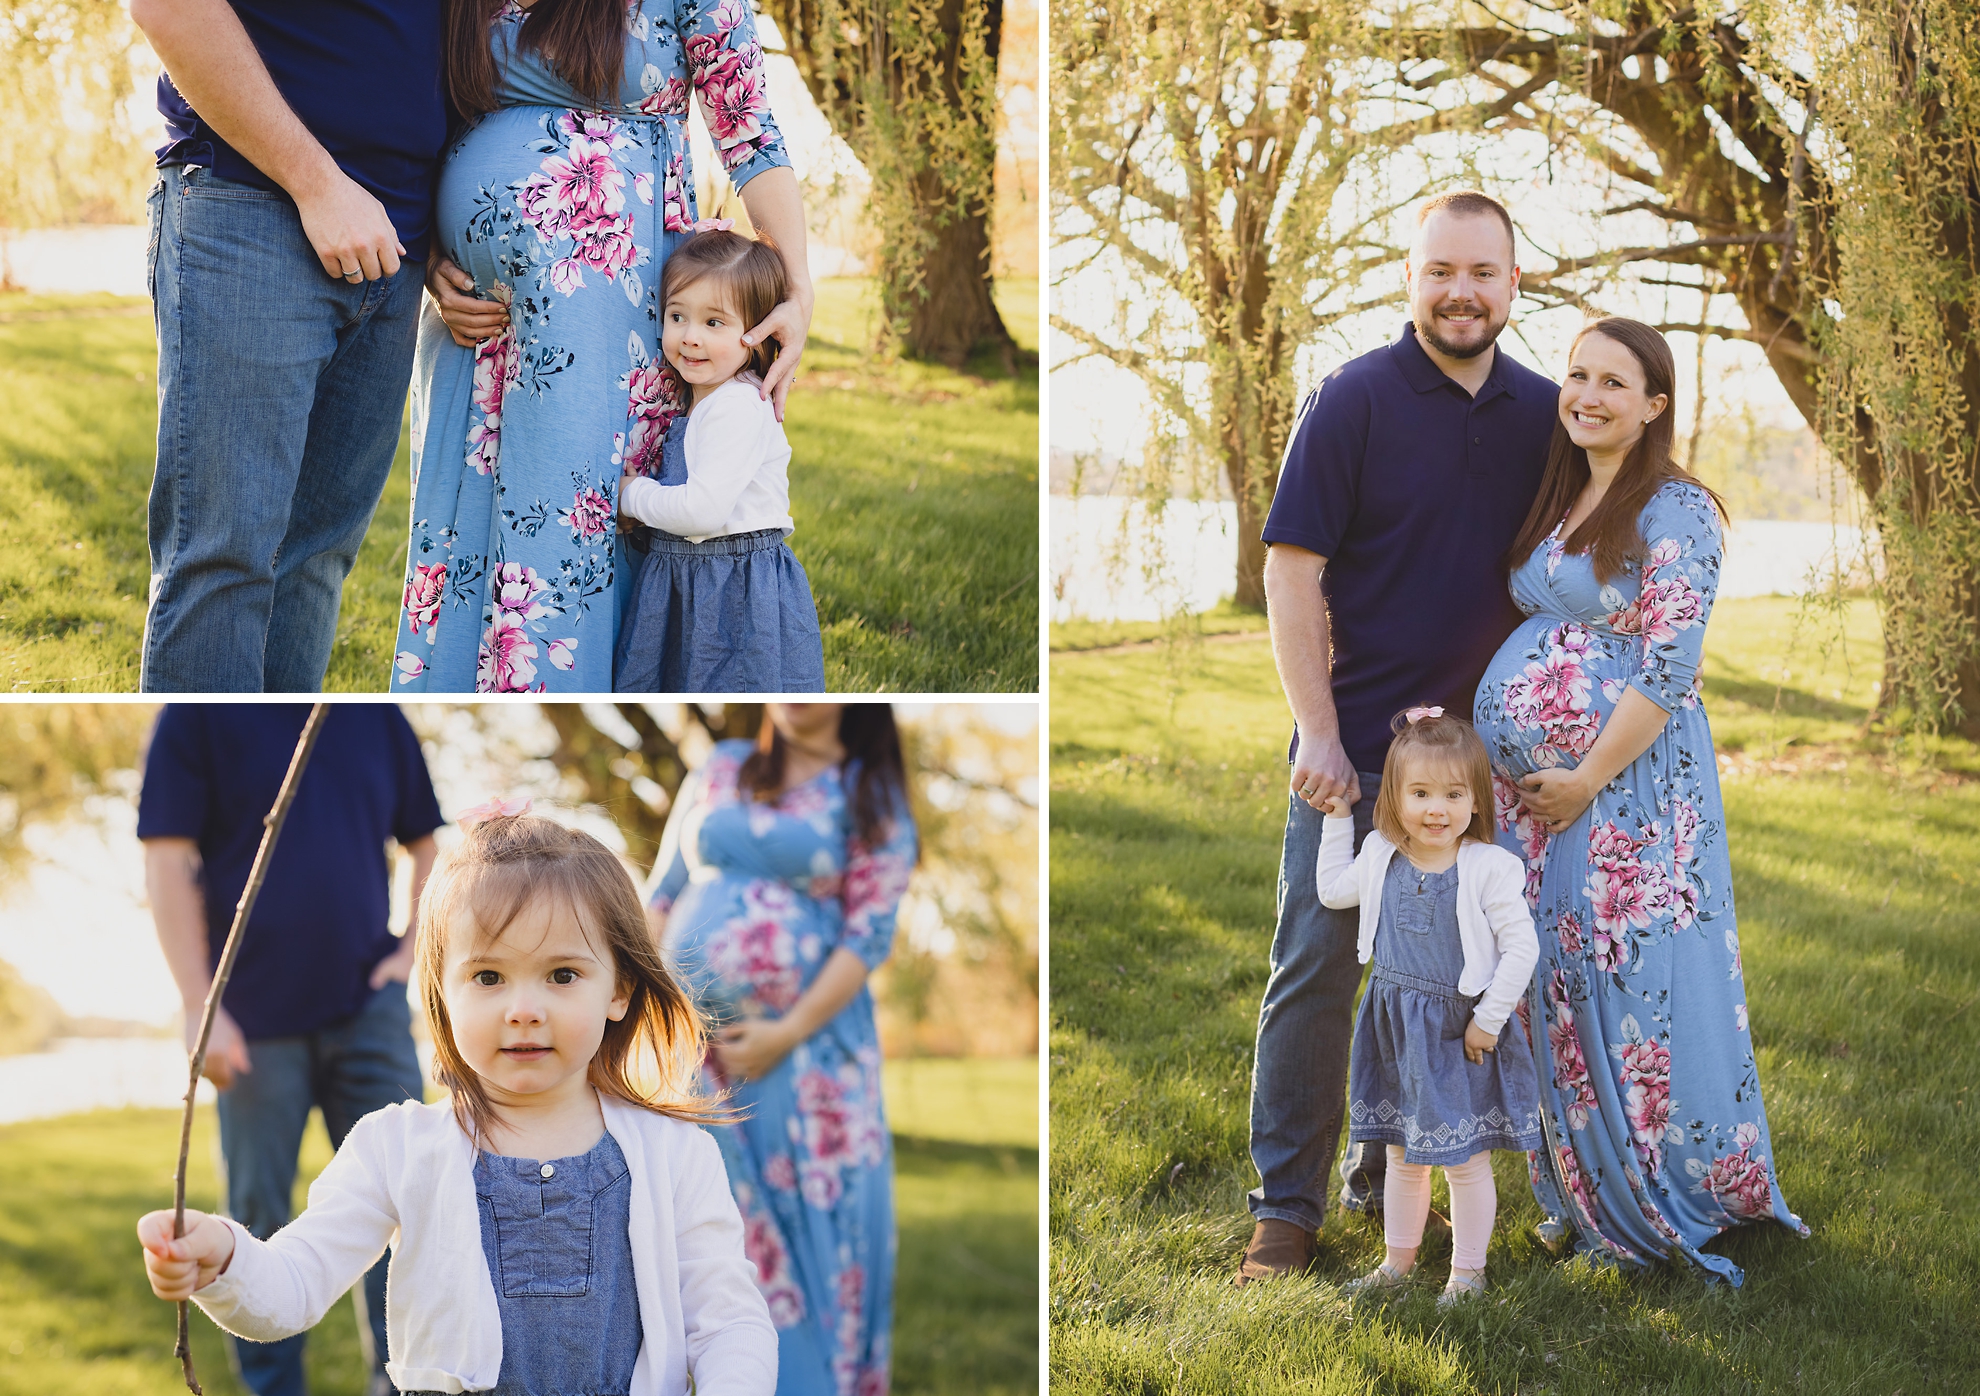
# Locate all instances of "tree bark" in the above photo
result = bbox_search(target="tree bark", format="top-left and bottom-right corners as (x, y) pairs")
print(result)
(766, 0), (1012, 367)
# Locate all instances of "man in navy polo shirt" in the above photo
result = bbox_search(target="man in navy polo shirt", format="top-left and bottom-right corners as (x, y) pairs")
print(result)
(129, 0), (485, 692)
(1236, 192), (1558, 1284)
(140, 705), (445, 1395)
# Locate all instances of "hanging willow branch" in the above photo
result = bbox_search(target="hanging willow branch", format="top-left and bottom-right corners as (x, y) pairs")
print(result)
(171, 703), (330, 1394)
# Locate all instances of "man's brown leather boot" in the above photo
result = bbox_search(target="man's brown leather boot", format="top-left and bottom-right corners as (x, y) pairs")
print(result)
(1233, 1218), (1314, 1286)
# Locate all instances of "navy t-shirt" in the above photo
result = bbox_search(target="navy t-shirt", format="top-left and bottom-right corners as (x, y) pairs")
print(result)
(1262, 322), (1558, 773)
(136, 705), (445, 1041)
(154, 1), (447, 256)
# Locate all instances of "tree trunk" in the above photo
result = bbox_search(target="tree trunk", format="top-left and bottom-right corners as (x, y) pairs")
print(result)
(896, 178), (1013, 369)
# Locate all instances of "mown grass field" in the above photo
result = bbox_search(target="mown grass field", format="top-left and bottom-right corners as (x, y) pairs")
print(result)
(0, 278), (1037, 694)
(0, 1056), (1036, 1396)
(1049, 597), (1980, 1394)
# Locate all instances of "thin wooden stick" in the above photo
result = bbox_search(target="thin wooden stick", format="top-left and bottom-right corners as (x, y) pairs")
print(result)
(172, 703), (331, 1394)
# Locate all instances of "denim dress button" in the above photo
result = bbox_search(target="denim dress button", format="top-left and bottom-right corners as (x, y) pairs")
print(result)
(540, 1163), (555, 1178)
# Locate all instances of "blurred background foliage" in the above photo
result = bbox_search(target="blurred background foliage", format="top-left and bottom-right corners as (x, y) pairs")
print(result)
(0, 702), (1037, 1059)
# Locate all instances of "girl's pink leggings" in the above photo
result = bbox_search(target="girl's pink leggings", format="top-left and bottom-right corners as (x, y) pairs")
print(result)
(1383, 1146), (1495, 1271)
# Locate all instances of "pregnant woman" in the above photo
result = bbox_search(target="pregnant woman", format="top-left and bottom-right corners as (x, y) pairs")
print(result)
(646, 704), (918, 1393)
(1473, 317), (1807, 1284)
(393, 0), (808, 692)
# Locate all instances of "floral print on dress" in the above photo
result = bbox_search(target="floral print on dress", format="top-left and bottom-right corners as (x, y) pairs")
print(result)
(649, 742), (914, 1393)
(1480, 481), (1806, 1285)
(391, 0), (790, 693)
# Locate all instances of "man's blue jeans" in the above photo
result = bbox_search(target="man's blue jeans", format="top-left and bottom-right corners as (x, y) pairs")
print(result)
(142, 164), (421, 692)
(1247, 768), (1387, 1234)
(216, 981), (424, 1396)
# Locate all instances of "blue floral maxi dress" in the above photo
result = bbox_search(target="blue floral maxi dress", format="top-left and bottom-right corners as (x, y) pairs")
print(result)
(647, 741), (918, 1396)
(392, 0), (789, 692)
(1472, 481), (1808, 1284)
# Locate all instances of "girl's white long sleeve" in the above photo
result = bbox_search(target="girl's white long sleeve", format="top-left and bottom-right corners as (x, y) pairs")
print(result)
(1469, 857), (1540, 1036)
(620, 380), (789, 540)
(1316, 814), (1362, 908)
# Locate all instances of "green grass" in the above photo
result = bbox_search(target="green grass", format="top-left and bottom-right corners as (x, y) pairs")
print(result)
(0, 1056), (1036, 1396)
(0, 277), (1037, 693)
(1049, 596), (1980, 1394)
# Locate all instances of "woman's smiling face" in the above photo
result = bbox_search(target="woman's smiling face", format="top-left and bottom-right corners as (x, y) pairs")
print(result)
(1559, 329), (1668, 461)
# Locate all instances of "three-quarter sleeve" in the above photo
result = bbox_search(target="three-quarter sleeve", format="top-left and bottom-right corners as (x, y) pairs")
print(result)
(645, 765), (706, 921)
(838, 785), (917, 970)
(1628, 483), (1722, 713)
(685, 0), (792, 190)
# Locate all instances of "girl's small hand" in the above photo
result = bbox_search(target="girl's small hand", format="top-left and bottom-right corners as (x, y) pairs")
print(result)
(1320, 793), (1352, 819)
(1462, 1019), (1497, 1066)
(137, 1209), (236, 1301)
(713, 1015), (801, 1082)
(1518, 767), (1593, 833)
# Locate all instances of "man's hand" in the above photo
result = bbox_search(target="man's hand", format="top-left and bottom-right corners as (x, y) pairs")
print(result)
(293, 167), (403, 282)
(1518, 767), (1594, 832)
(712, 1015), (801, 1083)
(1463, 1019), (1497, 1066)
(743, 296), (810, 422)
(368, 938), (417, 990)
(426, 254), (510, 346)
(137, 1208), (237, 1301)
(1290, 729), (1360, 814)
(188, 1004), (251, 1090)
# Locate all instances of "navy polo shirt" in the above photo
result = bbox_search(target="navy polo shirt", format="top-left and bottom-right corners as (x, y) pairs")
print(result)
(154, 1), (447, 256)
(136, 705), (445, 1041)
(1263, 322), (1558, 773)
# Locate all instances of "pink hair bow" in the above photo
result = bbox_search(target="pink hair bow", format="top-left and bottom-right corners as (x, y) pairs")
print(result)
(1404, 706), (1445, 724)
(693, 218), (735, 233)
(457, 795), (532, 826)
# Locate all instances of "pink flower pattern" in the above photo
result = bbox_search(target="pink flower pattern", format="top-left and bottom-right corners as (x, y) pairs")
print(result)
(649, 742), (913, 1386)
(1476, 482), (1803, 1278)
(391, 0), (789, 694)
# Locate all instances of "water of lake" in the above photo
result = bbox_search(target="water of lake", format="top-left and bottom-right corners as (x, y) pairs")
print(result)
(1051, 497), (1868, 623)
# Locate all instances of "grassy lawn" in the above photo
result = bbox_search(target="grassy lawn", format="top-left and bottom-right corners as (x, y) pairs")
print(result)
(1049, 597), (1980, 1394)
(0, 1056), (1036, 1395)
(0, 278), (1037, 694)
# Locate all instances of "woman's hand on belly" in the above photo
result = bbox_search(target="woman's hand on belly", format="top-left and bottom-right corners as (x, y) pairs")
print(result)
(713, 1014), (801, 1082)
(1518, 766), (1596, 833)
(425, 248), (511, 347)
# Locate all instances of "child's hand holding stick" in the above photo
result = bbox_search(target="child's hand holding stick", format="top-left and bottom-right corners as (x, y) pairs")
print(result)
(153, 703), (329, 1394)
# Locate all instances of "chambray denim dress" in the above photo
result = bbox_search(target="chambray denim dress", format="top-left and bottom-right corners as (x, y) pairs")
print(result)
(409, 1132), (641, 1396)
(1346, 859), (1542, 1165)
(613, 415), (826, 694)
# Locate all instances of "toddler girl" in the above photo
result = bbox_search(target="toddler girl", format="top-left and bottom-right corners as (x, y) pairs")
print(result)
(139, 807), (775, 1395)
(614, 226), (826, 693)
(1317, 708), (1542, 1306)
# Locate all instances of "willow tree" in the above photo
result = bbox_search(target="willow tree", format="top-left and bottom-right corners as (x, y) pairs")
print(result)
(0, 0), (151, 234)
(1050, 0), (1430, 608)
(765, 0), (1014, 367)
(1382, 1), (1980, 733)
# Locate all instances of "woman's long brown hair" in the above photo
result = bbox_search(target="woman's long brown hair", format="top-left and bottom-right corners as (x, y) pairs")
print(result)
(738, 705), (917, 859)
(1506, 316), (1728, 582)
(447, 0), (629, 117)
(417, 814), (729, 1149)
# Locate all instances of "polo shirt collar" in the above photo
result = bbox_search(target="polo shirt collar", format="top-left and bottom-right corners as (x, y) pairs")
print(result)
(1391, 320), (1521, 403)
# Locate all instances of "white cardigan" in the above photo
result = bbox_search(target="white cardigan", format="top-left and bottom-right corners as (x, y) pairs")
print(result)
(1315, 817), (1539, 1035)
(191, 1094), (776, 1396)
(618, 376), (795, 542)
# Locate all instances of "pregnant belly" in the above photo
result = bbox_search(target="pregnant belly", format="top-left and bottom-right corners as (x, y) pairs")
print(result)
(1474, 614), (1637, 781)
(436, 106), (666, 296)
(669, 876), (826, 1019)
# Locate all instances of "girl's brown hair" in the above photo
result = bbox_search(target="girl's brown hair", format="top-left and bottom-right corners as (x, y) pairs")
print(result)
(1373, 710), (1497, 854)
(416, 814), (726, 1147)
(661, 229), (788, 380)
(738, 705), (918, 859)
(447, 0), (629, 118)
(1506, 316), (1728, 582)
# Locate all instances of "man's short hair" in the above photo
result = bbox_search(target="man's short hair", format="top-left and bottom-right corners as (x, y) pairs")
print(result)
(1415, 190), (1517, 261)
